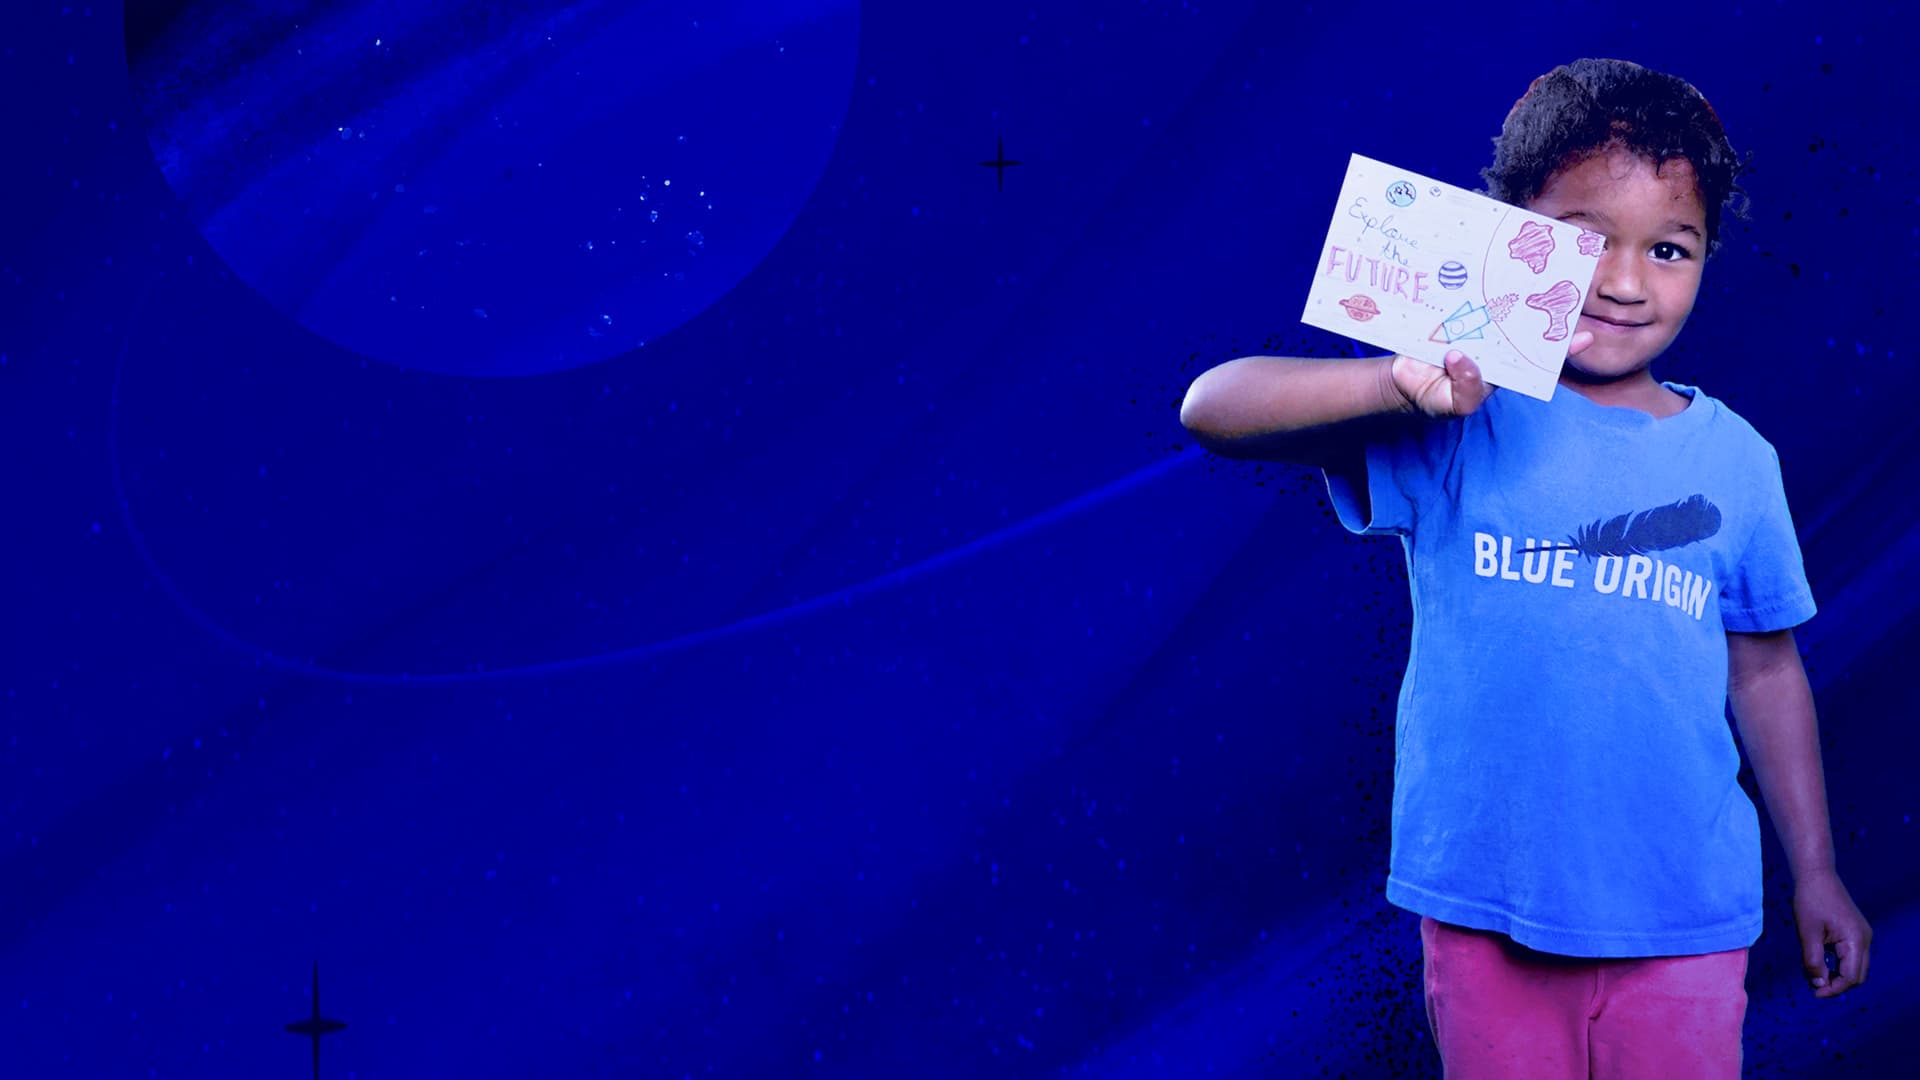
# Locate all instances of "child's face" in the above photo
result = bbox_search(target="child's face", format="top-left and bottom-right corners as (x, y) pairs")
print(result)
(1525, 146), (1708, 384)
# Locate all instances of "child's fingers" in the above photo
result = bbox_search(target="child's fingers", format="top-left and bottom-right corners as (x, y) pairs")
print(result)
(1567, 329), (1595, 357)
(1436, 351), (1489, 414)
(1836, 937), (1866, 987)
(1812, 940), (1865, 997)
(1802, 936), (1828, 988)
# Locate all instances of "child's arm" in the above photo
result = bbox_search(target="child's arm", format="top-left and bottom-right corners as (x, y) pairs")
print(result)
(1727, 627), (1872, 998)
(1179, 350), (1493, 525)
(1179, 349), (1497, 460)
(1179, 354), (1407, 468)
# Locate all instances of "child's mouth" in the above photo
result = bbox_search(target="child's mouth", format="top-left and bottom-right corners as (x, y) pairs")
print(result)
(1580, 311), (1648, 335)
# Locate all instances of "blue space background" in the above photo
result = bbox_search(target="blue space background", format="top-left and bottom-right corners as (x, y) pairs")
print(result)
(4, 1), (1916, 1076)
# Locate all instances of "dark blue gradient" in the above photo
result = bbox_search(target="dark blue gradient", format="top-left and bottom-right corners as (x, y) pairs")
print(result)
(3, 1), (1914, 1076)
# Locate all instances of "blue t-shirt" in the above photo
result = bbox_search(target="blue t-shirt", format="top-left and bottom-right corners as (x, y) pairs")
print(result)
(1322, 378), (1817, 957)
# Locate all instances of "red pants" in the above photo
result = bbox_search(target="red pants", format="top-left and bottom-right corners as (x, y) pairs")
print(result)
(1420, 915), (1749, 1079)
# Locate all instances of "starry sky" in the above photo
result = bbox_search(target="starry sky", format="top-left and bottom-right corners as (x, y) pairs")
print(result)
(4, 1), (1918, 1076)
(125, 0), (858, 376)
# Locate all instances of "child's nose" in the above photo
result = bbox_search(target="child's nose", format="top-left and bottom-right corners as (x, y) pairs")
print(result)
(1592, 250), (1646, 304)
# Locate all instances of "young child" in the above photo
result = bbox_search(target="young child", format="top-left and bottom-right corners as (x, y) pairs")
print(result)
(1180, 59), (1872, 1077)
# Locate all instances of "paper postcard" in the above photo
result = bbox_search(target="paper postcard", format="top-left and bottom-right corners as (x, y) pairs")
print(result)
(1300, 153), (1603, 402)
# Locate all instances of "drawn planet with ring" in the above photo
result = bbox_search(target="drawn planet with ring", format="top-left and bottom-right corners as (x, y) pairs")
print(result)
(1339, 294), (1380, 321)
(1438, 261), (1469, 290)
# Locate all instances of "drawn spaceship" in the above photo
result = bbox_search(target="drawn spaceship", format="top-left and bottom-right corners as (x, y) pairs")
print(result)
(1429, 300), (1491, 343)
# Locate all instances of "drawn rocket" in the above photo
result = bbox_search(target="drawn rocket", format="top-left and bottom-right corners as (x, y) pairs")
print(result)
(1430, 300), (1492, 344)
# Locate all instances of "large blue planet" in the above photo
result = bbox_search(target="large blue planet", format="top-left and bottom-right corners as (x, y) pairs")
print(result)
(126, 0), (859, 376)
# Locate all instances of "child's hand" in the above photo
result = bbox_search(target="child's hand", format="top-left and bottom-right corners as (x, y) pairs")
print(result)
(1388, 331), (1596, 418)
(1388, 350), (1493, 418)
(1793, 869), (1872, 998)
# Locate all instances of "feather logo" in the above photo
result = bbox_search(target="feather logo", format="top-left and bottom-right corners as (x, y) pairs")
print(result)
(1539, 494), (1722, 559)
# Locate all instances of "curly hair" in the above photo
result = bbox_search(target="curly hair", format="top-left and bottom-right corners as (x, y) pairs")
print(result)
(1481, 58), (1750, 260)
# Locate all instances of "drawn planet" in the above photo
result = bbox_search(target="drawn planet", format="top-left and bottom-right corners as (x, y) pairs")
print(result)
(1385, 180), (1416, 208)
(1338, 294), (1380, 321)
(1438, 261), (1469, 289)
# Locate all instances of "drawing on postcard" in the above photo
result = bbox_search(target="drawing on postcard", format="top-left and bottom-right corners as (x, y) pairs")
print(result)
(1507, 220), (1556, 273)
(1339, 294), (1381, 321)
(1525, 280), (1582, 341)
(1430, 300), (1492, 343)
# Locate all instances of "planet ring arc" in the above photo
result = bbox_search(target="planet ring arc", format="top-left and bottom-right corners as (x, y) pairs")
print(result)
(108, 276), (1199, 686)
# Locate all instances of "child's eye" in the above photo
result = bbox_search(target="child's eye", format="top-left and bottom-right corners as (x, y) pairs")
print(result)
(1651, 241), (1692, 262)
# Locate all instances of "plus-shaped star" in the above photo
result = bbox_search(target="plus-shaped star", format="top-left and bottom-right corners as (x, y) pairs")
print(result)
(980, 138), (1022, 191)
(285, 962), (348, 1080)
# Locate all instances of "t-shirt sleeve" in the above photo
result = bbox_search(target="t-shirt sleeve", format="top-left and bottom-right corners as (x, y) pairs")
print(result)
(1320, 415), (1464, 537)
(1719, 442), (1818, 632)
